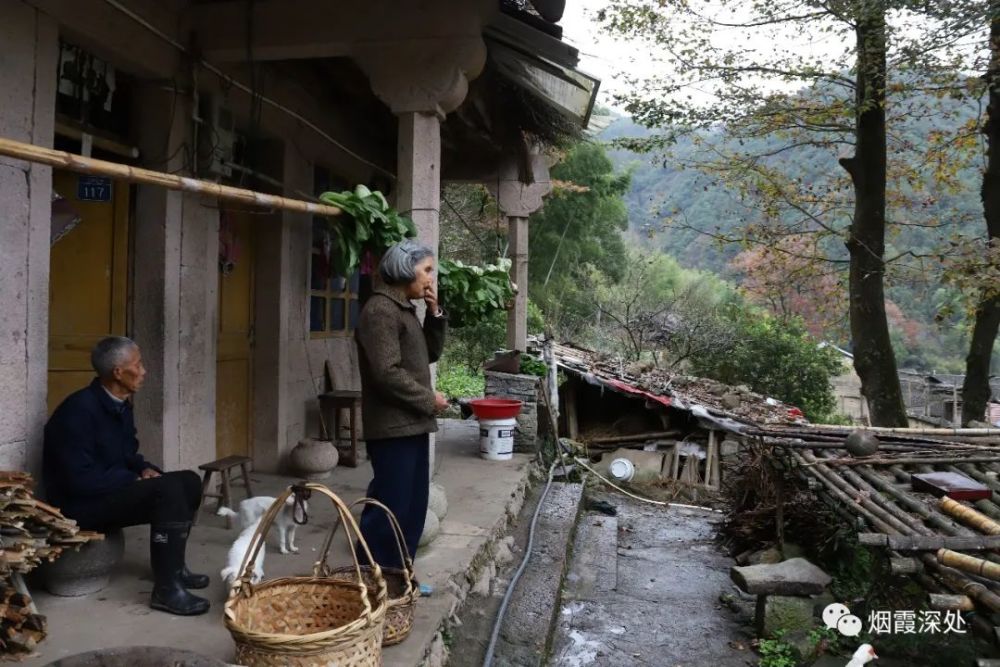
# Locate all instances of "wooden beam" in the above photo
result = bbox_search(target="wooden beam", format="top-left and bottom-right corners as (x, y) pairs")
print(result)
(184, 0), (489, 62)
(564, 381), (579, 441)
(586, 430), (681, 445)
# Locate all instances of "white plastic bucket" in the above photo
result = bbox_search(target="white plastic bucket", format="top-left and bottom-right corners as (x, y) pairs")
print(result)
(479, 417), (517, 461)
(608, 458), (636, 482)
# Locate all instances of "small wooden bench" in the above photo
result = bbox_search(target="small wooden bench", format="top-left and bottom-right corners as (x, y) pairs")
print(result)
(196, 455), (253, 526)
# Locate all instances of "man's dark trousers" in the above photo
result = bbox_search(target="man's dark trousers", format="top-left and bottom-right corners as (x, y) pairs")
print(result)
(359, 434), (429, 569)
(68, 471), (202, 531)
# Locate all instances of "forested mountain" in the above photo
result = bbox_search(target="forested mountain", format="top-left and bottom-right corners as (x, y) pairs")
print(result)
(597, 81), (992, 374)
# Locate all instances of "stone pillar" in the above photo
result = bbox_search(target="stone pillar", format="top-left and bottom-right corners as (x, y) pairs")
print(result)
(488, 156), (552, 352)
(356, 39), (486, 538)
(0, 2), (57, 474)
(506, 216), (529, 351)
(396, 112), (441, 257)
(252, 142), (303, 473)
(132, 86), (219, 471)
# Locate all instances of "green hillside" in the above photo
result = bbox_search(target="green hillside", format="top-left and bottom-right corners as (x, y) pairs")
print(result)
(597, 82), (992, 374)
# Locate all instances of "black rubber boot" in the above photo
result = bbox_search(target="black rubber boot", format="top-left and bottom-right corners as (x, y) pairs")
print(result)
(181, 564), (210, 590)
(176, 520), (209, 589)
(149, 523), (210, 616)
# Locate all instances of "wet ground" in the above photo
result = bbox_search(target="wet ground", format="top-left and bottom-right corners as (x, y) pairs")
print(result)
(549, 491), (752, 667)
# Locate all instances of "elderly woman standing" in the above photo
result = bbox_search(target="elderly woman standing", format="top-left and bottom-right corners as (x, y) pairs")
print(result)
(356, 239), (450, 568)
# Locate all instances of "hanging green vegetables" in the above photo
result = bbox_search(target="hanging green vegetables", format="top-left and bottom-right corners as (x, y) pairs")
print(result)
(318, 185), (416, 276)
(438, 258), (516, 328)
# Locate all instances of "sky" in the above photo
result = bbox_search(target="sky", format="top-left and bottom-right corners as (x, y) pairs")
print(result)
(558, 2), (988, 117)
(558, 0), (648, 109)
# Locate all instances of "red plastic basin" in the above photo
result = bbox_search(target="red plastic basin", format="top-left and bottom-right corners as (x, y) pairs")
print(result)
(469, 399), (523, 420)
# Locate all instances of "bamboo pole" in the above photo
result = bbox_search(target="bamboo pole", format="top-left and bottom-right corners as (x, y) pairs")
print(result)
(928, 593), (976, 611)
(807, 424), (1000, 437)
(806, 454), (1000, 467)
(940, 497), (1000, 535)
(0, 136), (342, 218)
(937, 549), (1000, 582)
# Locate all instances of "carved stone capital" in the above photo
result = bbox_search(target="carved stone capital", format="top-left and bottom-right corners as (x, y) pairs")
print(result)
(355, 37), (487, 116)
(487, 154), (552, 218)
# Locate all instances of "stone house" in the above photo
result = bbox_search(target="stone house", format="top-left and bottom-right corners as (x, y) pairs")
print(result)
(0, 0), (596, 481)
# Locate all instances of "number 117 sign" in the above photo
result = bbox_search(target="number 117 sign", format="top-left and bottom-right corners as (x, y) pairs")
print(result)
(77, 176), (112, 202)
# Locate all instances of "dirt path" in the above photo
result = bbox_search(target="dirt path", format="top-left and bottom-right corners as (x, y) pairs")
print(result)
(550, 491), (753, 667)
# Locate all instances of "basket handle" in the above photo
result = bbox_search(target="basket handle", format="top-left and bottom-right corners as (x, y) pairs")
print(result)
(321, 498), (416, 598)
(232, 484), (386, 619)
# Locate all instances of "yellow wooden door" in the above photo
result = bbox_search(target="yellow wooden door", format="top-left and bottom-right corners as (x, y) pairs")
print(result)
(215, 210), (255, 459)
(48, 170), (129, 414)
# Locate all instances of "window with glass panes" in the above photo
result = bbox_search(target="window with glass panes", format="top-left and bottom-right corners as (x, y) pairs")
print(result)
(309, 166), (360, 337)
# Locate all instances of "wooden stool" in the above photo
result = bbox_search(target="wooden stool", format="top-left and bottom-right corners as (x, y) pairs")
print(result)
(319, 390), (362, 468)
(196, 455), (253, 526)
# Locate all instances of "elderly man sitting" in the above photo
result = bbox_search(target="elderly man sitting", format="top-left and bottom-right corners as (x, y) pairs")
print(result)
(43, 337), (209, 616)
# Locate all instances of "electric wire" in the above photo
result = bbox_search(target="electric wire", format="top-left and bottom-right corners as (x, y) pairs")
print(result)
(101, 0), (395, 179)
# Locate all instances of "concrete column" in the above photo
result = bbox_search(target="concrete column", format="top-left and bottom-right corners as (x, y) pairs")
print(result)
(0, 2), (57, 474)
(506, 216), (529, 351)
(488, 156), (552, 353)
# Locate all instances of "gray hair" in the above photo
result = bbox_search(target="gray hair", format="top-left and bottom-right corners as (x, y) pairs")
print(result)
(91, 336), (138, 379)
(379, 239), (435, 285)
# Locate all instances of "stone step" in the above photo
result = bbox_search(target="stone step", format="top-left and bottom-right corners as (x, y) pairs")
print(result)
(492, 481), (584, 667)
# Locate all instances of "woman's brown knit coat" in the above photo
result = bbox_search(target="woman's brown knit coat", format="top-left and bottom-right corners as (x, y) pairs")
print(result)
(355, 285), (447, 441)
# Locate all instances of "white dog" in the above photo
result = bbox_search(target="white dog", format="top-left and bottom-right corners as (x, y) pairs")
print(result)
(218, 495), (304, 555)
(220, 517), (265, 588)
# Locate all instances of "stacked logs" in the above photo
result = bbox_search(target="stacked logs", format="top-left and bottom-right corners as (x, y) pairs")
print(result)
(0, 471), (102, 659)
(0, 586), (45, 657)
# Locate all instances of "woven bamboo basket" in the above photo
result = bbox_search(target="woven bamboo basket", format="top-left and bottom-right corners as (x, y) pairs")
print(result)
(223, 484), (388, 667)
(326, 498), (419, 646)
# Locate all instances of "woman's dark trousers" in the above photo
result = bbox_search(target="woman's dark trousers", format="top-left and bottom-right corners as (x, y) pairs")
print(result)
(359, 434), (430, 569)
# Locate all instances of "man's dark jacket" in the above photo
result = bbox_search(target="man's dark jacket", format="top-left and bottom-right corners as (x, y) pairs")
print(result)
(43, 379), (160, 517)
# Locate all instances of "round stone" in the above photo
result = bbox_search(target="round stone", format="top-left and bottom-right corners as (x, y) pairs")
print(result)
(419, 509), (440, 547)
(428, 483), (448, 520)
(289, 438), (339, 480)
(845, 430), (880, 457)
(40, 529), (125, 597)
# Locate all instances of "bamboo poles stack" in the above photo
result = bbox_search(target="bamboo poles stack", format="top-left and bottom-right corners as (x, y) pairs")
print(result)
(786, 448), (1000, 616)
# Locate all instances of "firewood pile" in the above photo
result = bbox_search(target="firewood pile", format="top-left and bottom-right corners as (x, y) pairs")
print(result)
(0, 471), (102, 659)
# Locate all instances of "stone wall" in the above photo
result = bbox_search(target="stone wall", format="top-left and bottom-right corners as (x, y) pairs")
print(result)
(0, 2), (56, 474)
(484, 371), (539, 453)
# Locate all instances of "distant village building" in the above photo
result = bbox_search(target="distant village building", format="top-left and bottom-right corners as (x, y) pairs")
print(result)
(819, 343), (1000, 427)
(819, 344), (869, 423)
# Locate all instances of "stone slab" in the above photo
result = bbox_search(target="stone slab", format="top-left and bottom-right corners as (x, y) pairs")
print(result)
(755, 594), (816, 637)
(563, 514), (618, 600)
(497, 482), (583, 667)
(731, 557), (832, 596)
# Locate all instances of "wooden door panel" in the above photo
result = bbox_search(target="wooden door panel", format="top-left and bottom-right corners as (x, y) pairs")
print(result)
(215, 211), (254, 459)
(48, 170), (129, 414)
